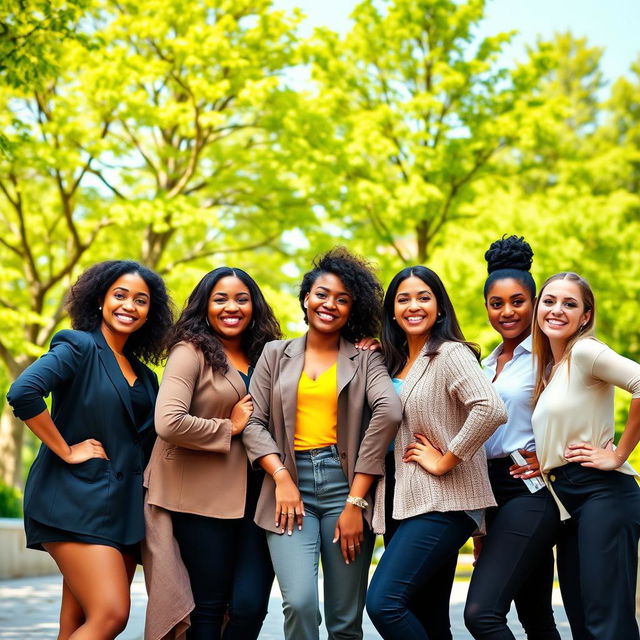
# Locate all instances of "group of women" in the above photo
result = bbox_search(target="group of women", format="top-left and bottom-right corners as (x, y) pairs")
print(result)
(6, 236), (640, 640)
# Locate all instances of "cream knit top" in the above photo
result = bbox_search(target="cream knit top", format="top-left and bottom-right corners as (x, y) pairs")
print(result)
(532, 337), (640, 519)
(373, 341), (507, 532)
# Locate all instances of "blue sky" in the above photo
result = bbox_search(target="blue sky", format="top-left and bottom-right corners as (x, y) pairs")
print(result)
(273, 0), (640, 85)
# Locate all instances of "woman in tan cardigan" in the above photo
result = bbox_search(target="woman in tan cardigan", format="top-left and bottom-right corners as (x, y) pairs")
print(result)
(143, 267), (281, 640)
(366, 266), (507, 640)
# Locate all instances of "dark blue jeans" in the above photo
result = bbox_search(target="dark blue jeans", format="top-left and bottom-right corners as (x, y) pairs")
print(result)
(367, 510), (476, 639)
(551, 463), (640, 640)
(171, 471), (274, 640)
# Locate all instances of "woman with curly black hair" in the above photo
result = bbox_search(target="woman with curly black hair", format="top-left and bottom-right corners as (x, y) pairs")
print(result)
(366, 265), (506, 640)
(242, 247), (402, 640)
(7, 260), (171, 640)
(143, 267), (281, 640)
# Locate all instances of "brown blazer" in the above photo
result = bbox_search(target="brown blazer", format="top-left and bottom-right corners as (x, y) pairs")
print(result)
(242, 335), (403, 533)
(145, 341), (250, 518)
(143, 341), (251, 639)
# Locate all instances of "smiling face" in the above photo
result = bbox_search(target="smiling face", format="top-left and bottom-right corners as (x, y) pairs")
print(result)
(486, 277), (534, 344)
(100, 273), (150, 338)
(304, 272), (353, 336)
(207, 276), (253, 340)
(393, 275), (438, 340)
(536, 279), (591, 349)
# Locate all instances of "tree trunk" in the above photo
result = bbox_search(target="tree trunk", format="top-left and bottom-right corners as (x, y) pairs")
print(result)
(0, 406), (25, 488)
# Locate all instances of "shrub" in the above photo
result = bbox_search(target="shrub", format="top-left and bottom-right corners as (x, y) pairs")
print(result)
(0, 481), (22, 518)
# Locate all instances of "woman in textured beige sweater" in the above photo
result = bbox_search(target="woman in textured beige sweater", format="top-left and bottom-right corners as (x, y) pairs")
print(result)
(366, 266), (507, 640)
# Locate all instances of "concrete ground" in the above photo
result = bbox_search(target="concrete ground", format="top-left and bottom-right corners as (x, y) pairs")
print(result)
(0, 566), (574, 639)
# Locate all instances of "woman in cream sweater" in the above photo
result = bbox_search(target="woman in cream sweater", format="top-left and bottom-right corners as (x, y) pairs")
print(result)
(366, 266), (506, 640)
(531, 272), (640, 640)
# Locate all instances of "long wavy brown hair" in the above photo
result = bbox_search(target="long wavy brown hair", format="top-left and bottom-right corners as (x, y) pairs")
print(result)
(532, 272), (595, 404)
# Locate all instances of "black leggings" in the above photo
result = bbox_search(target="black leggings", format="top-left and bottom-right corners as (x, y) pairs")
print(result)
(171, 473), (274, 640)
(464, 457), (561, 640)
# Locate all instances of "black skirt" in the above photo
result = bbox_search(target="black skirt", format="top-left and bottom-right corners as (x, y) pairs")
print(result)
(25, 516), (141, 558)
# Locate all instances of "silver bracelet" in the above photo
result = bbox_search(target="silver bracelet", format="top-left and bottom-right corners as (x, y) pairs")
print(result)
(272, 465), (287, 478)
(346, 495), (368, 509)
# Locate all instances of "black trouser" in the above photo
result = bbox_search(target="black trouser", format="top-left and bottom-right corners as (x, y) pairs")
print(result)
(464, 457), (561, 640)
(171, 469), (274, 640)
(551, 463), (640, 640)
(384, 451), (458, 640)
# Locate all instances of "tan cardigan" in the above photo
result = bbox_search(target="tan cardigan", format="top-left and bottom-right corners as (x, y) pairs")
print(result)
(242, 336), (403, 532)
(373, 341), (507, 533)
(142, 341), (252, 640)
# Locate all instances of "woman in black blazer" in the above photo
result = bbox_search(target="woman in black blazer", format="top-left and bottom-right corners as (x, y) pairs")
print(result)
(7, 260), (172, 640)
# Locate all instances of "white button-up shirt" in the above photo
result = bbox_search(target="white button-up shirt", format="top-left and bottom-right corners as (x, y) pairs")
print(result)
(482, 335), (536, 459)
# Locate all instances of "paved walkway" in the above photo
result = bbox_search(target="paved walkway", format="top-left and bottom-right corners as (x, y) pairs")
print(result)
(0, 568), (573, 639)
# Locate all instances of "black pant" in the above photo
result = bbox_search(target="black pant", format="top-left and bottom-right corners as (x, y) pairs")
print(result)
(551, 463), (640, 640)
(171, 469), (274, 640)
(464, 457), (561, 640)
(383, 451), (459, 640)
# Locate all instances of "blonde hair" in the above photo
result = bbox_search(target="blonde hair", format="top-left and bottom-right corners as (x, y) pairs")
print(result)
(532, 272), (596, 404)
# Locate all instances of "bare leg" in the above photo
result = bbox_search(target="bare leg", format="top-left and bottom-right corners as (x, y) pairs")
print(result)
(58, 579), (85, 640)
(44, 542), (137, 640)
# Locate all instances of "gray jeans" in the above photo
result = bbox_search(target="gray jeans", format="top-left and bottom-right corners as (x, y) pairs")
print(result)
(267, 445), (374, 640)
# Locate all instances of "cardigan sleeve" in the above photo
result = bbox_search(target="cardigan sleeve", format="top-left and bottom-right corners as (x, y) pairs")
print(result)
(444, 343), (507, 461)
(354, 351), (403, 476)
(242, 342), (283, 466)
(574, 338), (640, 398)
(6, 330), (90, 421)
(154, 342), (233, 453)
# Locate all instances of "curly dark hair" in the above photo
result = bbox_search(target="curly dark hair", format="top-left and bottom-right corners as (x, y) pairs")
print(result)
(66, 260), (173, 365)
(484, 235), (536, 300)
(167, 267), (282, 373)
(382, 266), (480, 377)
(299, 247), (383, 343)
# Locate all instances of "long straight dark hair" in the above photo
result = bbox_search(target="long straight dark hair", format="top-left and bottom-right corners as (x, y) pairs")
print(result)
(382, 266), (480, 377)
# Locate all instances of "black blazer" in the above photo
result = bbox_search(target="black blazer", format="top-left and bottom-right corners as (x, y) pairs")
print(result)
(7, 329), (158, 545)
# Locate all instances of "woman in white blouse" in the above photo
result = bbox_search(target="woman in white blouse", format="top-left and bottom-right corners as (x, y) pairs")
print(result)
(464, 236), (561, 640)
(531, 271), (640, 640)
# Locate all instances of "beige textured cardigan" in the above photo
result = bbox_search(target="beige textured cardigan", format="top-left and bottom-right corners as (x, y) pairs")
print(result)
(373, 341), (507, 533)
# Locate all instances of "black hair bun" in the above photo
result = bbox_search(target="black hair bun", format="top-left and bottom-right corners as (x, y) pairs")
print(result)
(485, 235), (533, 274)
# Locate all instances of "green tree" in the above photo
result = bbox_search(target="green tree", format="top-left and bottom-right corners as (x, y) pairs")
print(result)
(304, 0), (530, 266)
(0, 0), (312, 486)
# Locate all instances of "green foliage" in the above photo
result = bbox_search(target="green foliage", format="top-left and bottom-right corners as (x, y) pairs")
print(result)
(1, 0), (640, 485)
(303, 0), (525, 265)
(0, 479), (22, 517)
(0, 0), (93, 89)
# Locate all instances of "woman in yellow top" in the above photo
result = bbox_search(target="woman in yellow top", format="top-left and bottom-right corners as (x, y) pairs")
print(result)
(242, 247), (402, 640)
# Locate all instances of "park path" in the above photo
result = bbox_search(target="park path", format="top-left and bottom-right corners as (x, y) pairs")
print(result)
(0, 563), (574, 639)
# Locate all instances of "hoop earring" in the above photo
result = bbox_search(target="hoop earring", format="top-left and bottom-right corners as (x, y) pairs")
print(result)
(205, 316), (211, 328)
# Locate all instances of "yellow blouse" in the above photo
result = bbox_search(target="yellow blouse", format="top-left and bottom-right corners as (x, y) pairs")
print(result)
(294, 363), (338, 451)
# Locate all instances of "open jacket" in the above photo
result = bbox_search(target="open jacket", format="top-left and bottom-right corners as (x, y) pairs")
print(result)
(7, 328), (158, 545)
(142, 340), (255, 640)
(242, 335), (402, 533)
(373, 341), (507, 533)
